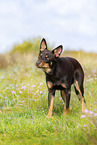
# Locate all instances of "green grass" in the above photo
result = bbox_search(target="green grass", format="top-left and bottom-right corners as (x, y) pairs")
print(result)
(0, 52), (97, 145)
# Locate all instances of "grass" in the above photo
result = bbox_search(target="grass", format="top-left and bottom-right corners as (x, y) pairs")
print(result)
(0, 51), (97, 145)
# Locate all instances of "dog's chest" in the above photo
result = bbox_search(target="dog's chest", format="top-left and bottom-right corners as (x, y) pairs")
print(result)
(46, 75), (67, 90)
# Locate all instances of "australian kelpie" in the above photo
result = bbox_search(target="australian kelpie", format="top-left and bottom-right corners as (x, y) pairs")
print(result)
(36, 38), (86, 117)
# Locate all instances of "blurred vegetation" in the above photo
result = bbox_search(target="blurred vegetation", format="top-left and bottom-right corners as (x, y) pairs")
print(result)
(10, 37), (41, 54)
(0, 54), (7, 69)
(0, 54), (16, 69)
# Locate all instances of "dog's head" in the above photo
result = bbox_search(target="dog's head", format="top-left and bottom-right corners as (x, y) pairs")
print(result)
(36, 38), (63, 74)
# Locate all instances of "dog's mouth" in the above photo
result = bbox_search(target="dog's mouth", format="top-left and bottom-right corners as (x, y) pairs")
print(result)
(36, 61), (49, 68)
(36, 61), (42, 68)
(36, 61), (51, 73)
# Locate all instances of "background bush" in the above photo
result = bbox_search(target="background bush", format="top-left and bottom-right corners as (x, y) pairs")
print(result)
(10, 37), (41, 54)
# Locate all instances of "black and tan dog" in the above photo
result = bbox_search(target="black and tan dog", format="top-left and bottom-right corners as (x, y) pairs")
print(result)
(36, 38), (86, 117)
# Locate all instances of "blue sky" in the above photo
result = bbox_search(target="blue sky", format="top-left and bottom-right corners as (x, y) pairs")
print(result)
(0, 0), (97, 53)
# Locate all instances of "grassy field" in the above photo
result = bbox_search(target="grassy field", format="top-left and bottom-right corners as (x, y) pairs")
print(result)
(0, 51), (97, 145)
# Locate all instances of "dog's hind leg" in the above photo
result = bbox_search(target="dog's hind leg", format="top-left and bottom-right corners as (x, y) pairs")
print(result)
(74, 69), (86, 113)
(74, 85), (82, 101)
(74, 80), (86, 113)
(61, 89), (71, 115)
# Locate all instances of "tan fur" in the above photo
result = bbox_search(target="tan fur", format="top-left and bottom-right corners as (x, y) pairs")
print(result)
(61, 83), (66, 88)
(75, 81), (86, 113)
(50, 62), (53, 66)
(63, 108), (69, 116)
(39, 62), (51, 73)
(47, 96), (54, 118)
(47, 81), (53, 89)
(61, 90), (66, 102)
(43, 68), (51, 73)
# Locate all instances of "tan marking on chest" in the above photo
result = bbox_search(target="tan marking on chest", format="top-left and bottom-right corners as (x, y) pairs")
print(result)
(43, 68), (51, 73)
(61, 83), (66, 88)
(50, 61), (53, 66)
(42, 63), (51, 73)
(47, 81), (53, 89)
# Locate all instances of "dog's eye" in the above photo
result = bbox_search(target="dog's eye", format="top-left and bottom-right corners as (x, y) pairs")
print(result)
(40, 54), (42, 58)
(45, 55), (49, 60)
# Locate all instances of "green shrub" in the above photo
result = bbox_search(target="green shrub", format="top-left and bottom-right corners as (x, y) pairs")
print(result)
(11, 37), (41, 54)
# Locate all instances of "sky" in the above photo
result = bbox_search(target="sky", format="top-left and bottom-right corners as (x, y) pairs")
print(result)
(0, 0), (97, 53)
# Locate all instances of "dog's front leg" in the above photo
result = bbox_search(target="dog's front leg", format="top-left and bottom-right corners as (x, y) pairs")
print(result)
(47, 89), (55, 118)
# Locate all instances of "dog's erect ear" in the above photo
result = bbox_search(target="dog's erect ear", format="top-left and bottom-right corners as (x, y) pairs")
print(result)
(40, 38), (47, 51)
(52, 45), (63, 58)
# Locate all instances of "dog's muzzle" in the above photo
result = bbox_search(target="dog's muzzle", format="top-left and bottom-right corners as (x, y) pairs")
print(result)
(36, 60), (43, 68)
